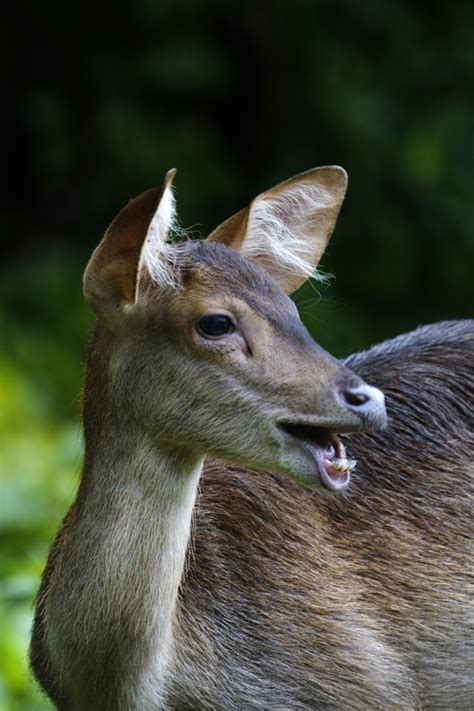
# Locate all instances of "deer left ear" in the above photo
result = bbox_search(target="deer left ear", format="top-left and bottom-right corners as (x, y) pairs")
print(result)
(83, 169), (176, 330)
(208, 166), (348, 294)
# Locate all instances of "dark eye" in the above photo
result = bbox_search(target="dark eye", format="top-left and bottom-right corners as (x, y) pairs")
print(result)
(197, 314), (235, 338)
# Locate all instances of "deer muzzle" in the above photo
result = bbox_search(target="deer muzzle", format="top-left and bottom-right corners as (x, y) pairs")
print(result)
(276, 375), (387, 491)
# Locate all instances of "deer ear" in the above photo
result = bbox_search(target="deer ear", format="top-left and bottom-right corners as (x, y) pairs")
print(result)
(208, 166), (347, 293)
(83, 169), (176, 328)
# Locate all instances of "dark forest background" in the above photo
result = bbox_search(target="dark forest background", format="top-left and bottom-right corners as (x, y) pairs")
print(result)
(2, 1), (473, 707)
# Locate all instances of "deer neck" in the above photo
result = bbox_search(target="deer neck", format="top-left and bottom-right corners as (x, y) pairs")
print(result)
(50, 420), (204, 707)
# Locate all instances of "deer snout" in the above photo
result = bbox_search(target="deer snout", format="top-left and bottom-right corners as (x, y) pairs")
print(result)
(337, 380), (387, 430)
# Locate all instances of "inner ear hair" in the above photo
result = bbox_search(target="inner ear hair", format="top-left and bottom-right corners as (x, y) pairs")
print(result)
(208, 166), (348, 294)
(83, 169), (177, 329)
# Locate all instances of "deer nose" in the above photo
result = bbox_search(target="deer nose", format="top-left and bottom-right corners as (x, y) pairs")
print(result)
(339, 382), (387, 429)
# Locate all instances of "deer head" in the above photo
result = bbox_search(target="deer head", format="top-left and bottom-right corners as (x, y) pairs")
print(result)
(83, 166), (386, 491)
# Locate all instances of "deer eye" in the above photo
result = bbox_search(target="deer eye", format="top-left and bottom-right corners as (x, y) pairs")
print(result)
(197, 314), (235, 338)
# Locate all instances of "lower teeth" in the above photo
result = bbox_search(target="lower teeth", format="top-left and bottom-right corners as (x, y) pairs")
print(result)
(326, 459), (357, 473)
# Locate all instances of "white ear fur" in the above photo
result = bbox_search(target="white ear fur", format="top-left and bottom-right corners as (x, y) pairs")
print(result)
(138, 173), (177, 293)
(83, 169), (178, 330)
(243, 182), (330, 289)
(208, 166), (348, 294)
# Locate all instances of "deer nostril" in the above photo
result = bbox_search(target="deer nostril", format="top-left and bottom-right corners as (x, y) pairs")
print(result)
(336, 381), (387, 428)
(344, 388), (370, 407)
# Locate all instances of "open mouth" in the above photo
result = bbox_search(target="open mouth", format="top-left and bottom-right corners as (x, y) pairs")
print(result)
(278, 422), (356, 491)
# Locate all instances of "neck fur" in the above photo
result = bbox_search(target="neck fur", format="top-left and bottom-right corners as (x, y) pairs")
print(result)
(47, 430), (203, 709)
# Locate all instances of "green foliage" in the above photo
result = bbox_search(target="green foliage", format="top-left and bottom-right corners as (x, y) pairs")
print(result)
(0, 255), (89, 709)
(2, 1), (473, 706)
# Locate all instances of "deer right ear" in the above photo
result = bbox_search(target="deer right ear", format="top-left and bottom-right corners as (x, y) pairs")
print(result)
(208, 166), (348, 294)
(83, 169), (176, 330)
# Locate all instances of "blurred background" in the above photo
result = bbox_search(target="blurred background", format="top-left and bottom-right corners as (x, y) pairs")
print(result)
(2, 1), (473, 707)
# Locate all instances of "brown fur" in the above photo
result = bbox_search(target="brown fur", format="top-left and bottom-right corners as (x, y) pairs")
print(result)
(29, 168), (473, 710)
(172, 320), (474, 709)
(31, 320), (474, 709)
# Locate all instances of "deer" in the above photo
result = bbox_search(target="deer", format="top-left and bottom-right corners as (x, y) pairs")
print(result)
(30, 166), (473, 710)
